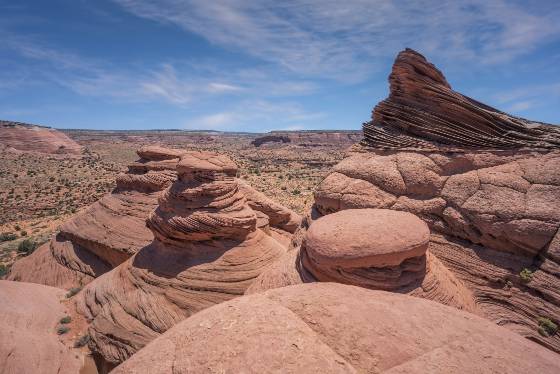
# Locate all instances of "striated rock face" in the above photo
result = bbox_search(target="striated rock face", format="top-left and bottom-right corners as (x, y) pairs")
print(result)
(0, 281), (83, 374)
(113, 283), (560, 374)
(7, 146), (184, 289)
(313, 49), (560, 352)
(363, 48), (560, 150)
(77, 151), (286, 366)
(248, 209), (477, 313)
(0, 120), (82, 155)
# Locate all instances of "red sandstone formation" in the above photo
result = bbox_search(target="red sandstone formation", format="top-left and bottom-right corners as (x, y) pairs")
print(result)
(7, 146), (184, 289)
(77, 151), (286, 366)
(0, 281), (83, 374)
(313, 49), (560, 352)
(247, 209), (477, 312)
(0, 120), (82, 155)
(363, 48), (560, 150)
(113, 283), (560, 374)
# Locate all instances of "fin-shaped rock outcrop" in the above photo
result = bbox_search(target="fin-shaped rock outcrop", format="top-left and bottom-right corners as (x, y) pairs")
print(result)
(7, 146), (184, 289)
(247, 209), (477, 312)
(0, 281), (84, 374)
(0, 120), (83, 156)
(77, 151), (286, 366)
(314, 49), (560, 352)
(363, 48), (560, 150)
(113, 283), (560, 374)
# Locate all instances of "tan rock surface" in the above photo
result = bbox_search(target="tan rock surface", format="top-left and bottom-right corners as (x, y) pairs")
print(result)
(77, 151), (286, 366)
(0, 281), (83, 374)
(113, 283), (560, 374)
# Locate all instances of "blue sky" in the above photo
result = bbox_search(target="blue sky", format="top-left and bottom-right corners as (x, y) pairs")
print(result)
(0, 0), (559, 131)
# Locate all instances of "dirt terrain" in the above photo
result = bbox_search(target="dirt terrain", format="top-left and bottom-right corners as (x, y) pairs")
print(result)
(0, 129), (358, 274)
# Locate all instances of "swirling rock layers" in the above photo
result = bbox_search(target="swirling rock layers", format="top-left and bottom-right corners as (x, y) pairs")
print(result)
(363, 49), (560, 150)
(8, 146), (184, 289)
(78, 151), (286, 366)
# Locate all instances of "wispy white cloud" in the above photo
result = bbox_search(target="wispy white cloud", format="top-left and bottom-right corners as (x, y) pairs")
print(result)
(491, 82), (560, 115)
(113, 0), (560, 81)
(185, 100), (324, 130)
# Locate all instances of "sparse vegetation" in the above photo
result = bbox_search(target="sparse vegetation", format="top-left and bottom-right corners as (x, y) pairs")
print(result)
(66, 287), (82, 298)
(56, 326), (70, 335)
(519, 268), (534, 283)
(0, 233), (17, 242)
(17, 238), (38, 255)
(60, 316), (72, 324)
(0, 264), (8, 277)
(74, 334), (90, 348)
(538, 317), (558, 337)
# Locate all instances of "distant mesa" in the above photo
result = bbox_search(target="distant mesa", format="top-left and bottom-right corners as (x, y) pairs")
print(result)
(112, 283), (560, 374)
(0, 120), (83, 156)
(252, 130), (362, 147)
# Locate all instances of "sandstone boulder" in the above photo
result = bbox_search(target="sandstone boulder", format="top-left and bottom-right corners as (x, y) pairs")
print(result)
(113, 283), (560, 374)
(77, 151), (286, 366)
(248, 209), (477, 312)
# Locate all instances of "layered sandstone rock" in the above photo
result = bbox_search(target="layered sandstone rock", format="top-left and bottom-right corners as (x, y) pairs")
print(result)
(363, 48), (560, 150)
(113, 283), (560, 374)
(78, 151), (286, 366)
(0, 120), (82, 155)
(314, 49), (560, 352)
(0, 281), (83, 374)
(248, 209), (477, 312)
(7, 146), (184, 289)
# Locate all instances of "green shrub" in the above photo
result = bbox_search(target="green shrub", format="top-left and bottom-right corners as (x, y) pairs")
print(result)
(292, 189), (301, 195)
(74, 334), (90, 348)
(0, 233), (17, 242)
(14, 224), (21, 231)
(20, 230), (27, 237)
(57, 326), (70, 335)
(60, 316), (72, 324)
(0, 264), (8, 277)
(538, 317), (558, 337)
(17, 239), (37, 255)
(519, 268), (534, 283)
(66, 287), (82, 298)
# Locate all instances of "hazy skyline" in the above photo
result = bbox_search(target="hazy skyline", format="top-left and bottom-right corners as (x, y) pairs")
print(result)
(1, 0), (559, 131)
